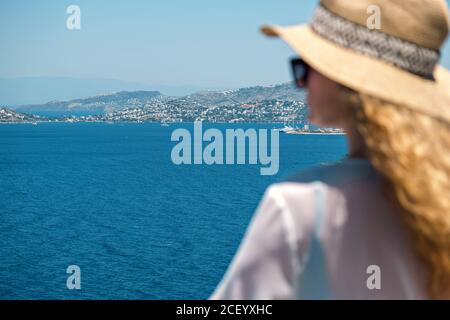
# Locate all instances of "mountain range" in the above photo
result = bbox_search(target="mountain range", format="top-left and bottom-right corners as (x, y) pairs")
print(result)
(8, 82), (306, 117)
(0, 77), (221, 106)
(13, 91), (162, 116)
(181, 83), (305, 106)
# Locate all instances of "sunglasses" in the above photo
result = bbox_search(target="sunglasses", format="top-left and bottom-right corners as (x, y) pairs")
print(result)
(290, 57), (310, 88)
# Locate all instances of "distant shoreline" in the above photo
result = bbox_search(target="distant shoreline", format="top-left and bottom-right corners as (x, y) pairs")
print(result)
(0, 121), (346, 135)
(284, 132), (345, 135)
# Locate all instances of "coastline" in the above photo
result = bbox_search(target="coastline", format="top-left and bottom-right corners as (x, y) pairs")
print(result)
(286, 131), (346, 135)
(0, 121), (346, 135)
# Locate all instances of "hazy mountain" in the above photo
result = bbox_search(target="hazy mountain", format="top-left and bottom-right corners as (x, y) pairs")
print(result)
(0, 77), (217, 106)
(9, 82), (306, 118)
(13, 91), (162, 117)
(175, 82), (305, 106)
(1, 82), (309, 123)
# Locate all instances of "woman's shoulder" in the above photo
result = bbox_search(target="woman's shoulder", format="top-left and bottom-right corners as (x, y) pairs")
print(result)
(265, 158), (376, 206)
(261, 158), (378, 241)
(283, 157), (377, 187)
(210, 159), (377, 299)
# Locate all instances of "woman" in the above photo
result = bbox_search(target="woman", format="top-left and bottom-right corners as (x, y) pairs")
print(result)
(210, 0), (450, 299)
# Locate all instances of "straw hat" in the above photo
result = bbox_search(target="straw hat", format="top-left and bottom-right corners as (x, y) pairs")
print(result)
(261, 0), (450, 123)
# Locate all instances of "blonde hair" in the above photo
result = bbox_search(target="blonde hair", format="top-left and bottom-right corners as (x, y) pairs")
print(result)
(342, 89), (450, 299)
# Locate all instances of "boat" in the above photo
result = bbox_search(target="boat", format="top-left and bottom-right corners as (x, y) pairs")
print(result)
(280, 126), (296, 134)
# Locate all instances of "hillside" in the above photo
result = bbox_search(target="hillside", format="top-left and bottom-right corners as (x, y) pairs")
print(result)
(13, 91), (162, 115)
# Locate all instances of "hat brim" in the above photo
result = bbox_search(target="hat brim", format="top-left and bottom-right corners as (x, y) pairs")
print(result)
(261, 24), (450, 123)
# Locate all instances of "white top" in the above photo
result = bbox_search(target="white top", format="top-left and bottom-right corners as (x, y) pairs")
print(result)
(210, 158), (427, 300)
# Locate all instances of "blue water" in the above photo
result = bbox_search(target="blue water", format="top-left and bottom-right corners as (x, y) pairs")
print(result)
(0, 123), (347, 299)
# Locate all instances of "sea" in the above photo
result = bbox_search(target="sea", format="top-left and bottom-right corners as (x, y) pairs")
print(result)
(0, 122), (347, 299)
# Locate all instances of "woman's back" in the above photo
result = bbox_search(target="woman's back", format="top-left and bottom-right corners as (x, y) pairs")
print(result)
(210, 158), (427, 299)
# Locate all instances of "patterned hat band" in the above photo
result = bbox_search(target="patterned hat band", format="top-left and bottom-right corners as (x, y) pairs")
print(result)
(310, 5), (440, 80)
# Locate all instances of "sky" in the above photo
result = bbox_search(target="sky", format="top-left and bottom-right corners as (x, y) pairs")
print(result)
(0, 0), (449, 89)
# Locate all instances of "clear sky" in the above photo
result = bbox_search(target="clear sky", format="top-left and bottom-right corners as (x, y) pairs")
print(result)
(1, 0), (449, 89)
